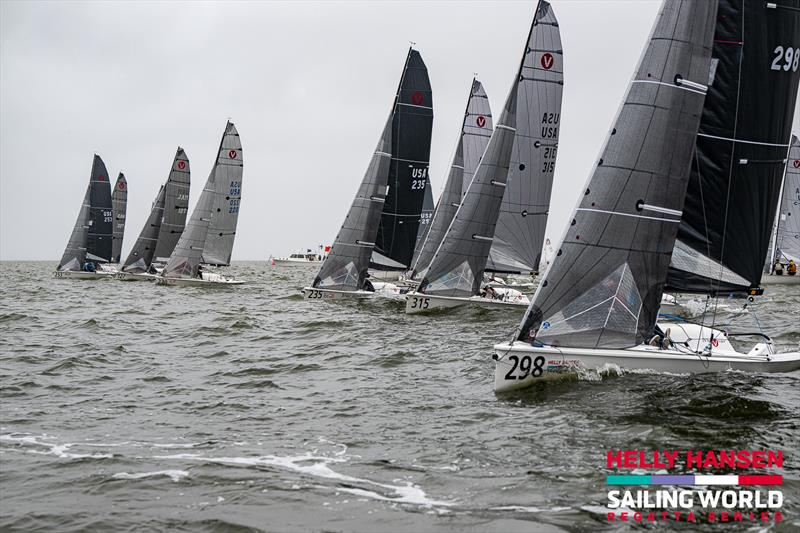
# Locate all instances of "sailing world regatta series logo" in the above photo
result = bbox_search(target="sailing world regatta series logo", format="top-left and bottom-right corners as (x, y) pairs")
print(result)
(605, 449), (784, 525)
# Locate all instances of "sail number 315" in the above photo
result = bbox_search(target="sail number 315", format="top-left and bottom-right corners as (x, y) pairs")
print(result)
(772, 46), (800, 72)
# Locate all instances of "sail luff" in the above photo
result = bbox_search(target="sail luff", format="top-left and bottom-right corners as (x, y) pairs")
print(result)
(312, 117), (393, 291)
(488, 0), (564, 274)
(57, 185), (90, 271)
(122, 185), (166, 273)
(153, 147), (191, 263)
(202, 122), (243, 266)
(773, 135), (800, 263)
(516, 0), (718, 348)
(111, 172), (128, 263)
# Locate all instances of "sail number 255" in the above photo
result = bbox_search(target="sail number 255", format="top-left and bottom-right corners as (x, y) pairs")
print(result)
(772, 46), (800, 72)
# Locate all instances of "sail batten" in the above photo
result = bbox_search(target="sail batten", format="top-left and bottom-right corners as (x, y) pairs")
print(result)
(516, 0), (718, 348)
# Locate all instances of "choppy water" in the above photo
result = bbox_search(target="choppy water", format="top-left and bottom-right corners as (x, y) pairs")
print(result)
(1, 261), (799, 532)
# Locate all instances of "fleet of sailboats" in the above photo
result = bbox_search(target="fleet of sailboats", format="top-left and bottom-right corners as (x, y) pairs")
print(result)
(52, 0), (799, 386)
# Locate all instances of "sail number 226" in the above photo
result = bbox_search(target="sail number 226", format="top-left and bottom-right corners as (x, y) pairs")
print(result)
(771, 46), (800, 72)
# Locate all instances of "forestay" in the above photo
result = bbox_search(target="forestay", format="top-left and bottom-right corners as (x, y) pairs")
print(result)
(409, 79), (493, 278)
(58, 155), (114, 271)
(516, 0), (717, 348)
(122, 185), (166, 273)
(111, 173), (127, 263)
(488, 0), (564, 274)
(153, 147), (191, 263)
(665, 0), (800, 294)
(202, 122), (243, 266)
(372, 48), (434, 271)
(312, 119), (393, 291)
(770, 135), (800, 265)
(418, 90), (518, 298)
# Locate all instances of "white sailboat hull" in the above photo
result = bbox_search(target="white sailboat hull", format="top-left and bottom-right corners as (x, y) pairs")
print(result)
(53, 270), (113, 280)
(405, 291), (529, 314)
(493, 323), (800, 393)
(114, 271), (159, 282)
(302, 287), (375, 300)
(761, 274), (800, 285)
(157, 275), (245, 287)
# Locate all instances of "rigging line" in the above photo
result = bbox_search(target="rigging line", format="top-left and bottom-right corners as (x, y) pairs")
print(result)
(711, 9), (746, 331)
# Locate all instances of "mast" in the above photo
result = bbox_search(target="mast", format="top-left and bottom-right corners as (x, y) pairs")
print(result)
(516, 0), (717, 347)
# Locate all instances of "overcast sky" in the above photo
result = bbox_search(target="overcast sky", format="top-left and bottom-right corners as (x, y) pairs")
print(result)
(1, 0), (798, 261)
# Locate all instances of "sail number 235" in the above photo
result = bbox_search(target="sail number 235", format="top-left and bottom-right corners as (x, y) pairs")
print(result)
(771, 46), (800, 72)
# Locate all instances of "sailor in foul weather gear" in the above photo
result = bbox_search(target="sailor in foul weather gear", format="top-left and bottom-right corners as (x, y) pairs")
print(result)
(774, 261), (784, 275)
(789, 260), (797, 276)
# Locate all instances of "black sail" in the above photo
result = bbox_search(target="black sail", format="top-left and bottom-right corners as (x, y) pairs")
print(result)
(517, 0), (717, 348)
(122, 185), (166, 273)
(313, 119), (393, 291)
(410, 79), (494, 279)
(665, 0), (800, 294)
(372, 48), (434, 271)
(111, 173), (127, 263)
(153, 147), (191, 263)
(86, 155), (114, 263)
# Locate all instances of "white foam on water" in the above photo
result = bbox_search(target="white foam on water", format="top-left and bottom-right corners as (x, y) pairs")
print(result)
(0, 433), (113, 459)
(113, 470), (189, 482)
(154, 451), (453, 508)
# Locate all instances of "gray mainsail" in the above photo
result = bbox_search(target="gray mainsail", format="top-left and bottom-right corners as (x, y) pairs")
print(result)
(410, 79), (494, 278)
(122, 185), (166, 273)
(111, 172), (128, 263)
(153, 147), (191, 263)
(418, 90), (518, 297)
(202, 122), (243, 266)
(516, 0), (717, 348)
(57, 155), (114, 270)
(414, 178), (434, 252)
(312, 118), (393, 291)
(769, 135), (800, 266)
(488, 0), (564, 274)
(162, 169), (216, 280)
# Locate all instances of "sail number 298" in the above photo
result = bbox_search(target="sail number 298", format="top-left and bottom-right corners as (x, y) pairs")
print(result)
(772, 46), (799, 72)
(504, 354), (546, 380)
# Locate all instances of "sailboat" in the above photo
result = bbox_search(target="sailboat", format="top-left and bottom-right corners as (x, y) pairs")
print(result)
(493, 0), (800, 393)
(111, 173), (127, 264)
(302, 48), (432, 300)
(116, 148), (191, 281)
(54, 155), (115, 279)
(369, 48), (434, 280)
(405, 0), (563, 314)
(158, 122), (245, 286)
(406, 78), (494, 286)
(763, 134), (800, 285)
